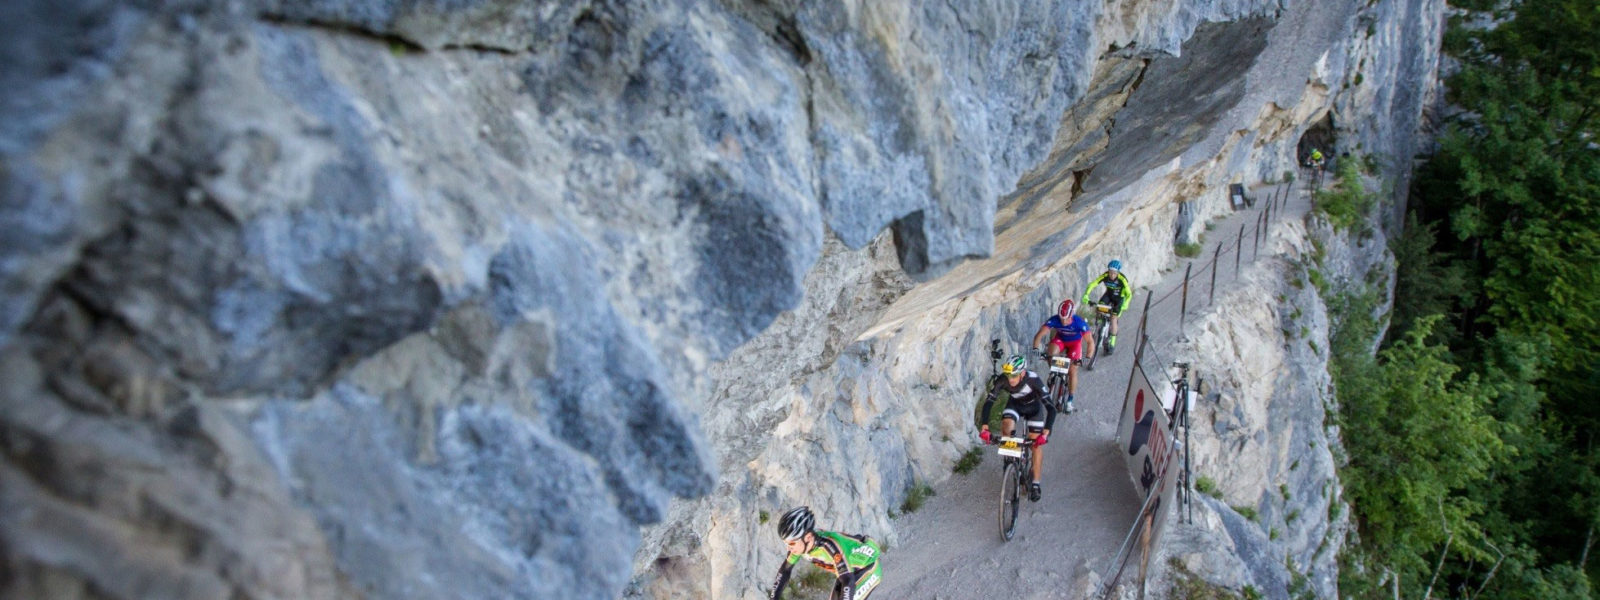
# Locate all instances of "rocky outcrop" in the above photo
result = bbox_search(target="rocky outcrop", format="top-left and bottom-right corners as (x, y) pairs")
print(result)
(634, 0), (1441, 598)
(1, 1), (1434, 599)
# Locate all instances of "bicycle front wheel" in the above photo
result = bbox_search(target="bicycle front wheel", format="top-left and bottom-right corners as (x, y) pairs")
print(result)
(1086, 322), (1105, 370)
(999, 460), (1022, 541)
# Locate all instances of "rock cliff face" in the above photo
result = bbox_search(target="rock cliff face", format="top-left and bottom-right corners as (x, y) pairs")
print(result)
(0, 1), (1436, 599)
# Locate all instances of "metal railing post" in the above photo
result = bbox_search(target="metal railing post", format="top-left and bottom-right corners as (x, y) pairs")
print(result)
(1253, 212), (1262, 260)
(1134, 293), (1153, 350)
(1209, 245), (1220, 305)
(1179, 263), (1192, 332)
(1235, 224), (1245, 276)
(1264, 193), (1272, 236)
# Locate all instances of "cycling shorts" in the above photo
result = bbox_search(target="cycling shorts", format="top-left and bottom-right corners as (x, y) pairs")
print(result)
(832, 562), (881, 600)
(1003, 402), (1047, 433)
(1049, 338), (1083, 361)
(1098, 290), (1125, 315)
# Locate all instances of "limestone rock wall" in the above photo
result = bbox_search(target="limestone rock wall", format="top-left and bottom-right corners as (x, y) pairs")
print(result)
(633, 0), (1441, 598)
(0, 0), (1435, 599)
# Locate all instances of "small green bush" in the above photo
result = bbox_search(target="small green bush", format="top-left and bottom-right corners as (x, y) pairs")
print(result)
(1279, 483), (1291, 501)
(1312, 160), (1376, 231)
(1233, 505), (1259, 521)
(900, 482), (935, 514)
(1175, 242), (1204, 258)
(1195, 475), (1222, 499)
(759, 510), (770, 524)
(953, 447), (983, 475)
(1166, 558), (1247, 599)
(1307, 269), (1329, 294)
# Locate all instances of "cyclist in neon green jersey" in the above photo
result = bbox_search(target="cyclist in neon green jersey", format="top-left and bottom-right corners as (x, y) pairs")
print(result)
(1082, 259), (1134, 354)
(769, 506), (883, 600)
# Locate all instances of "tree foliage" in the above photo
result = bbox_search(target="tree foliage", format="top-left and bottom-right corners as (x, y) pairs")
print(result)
(1341, 0), (1600, 596)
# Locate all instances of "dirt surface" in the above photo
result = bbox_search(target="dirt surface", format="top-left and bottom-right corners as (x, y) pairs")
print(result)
(879, 180), (1310, 599)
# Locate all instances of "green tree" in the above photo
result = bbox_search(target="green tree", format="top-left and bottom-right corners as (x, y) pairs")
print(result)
(1390, 0), (1600, 592)
(1340, 318), (1503, 584)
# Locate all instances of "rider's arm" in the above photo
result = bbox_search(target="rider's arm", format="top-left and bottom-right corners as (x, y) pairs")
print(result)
(1117, 274), (1134, 312)
(769, 557), (796, 600)
(1031, 324), (1051, 352)
(1083, 274), (1105, 305)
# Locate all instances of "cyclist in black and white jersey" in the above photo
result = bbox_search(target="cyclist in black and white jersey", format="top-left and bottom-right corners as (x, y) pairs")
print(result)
(977, 355), (1057, 502)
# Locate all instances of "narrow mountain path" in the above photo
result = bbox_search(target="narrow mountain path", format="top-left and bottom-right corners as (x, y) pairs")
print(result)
(878, 176), (1315, 599)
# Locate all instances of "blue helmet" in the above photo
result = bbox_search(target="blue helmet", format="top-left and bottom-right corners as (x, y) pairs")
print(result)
(1108, 260), (1122, 272)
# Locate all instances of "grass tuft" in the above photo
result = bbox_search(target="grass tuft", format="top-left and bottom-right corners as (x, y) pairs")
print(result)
(953, 446), (984, 475)
(1233, 505), (1259, 521)
(900, 482), (935, 514)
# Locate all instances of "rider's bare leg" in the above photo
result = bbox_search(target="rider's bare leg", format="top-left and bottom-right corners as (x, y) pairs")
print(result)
(1068, 363), (1078, 395)
(1027, 430), (1043, 484)
(1001, 417), (1016, 437)
(1110, 314), (1119, 337)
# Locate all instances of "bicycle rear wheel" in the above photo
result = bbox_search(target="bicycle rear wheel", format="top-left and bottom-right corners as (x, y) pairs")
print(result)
(999, 460), (1022, 541)
(1048, 374), (1067, 413)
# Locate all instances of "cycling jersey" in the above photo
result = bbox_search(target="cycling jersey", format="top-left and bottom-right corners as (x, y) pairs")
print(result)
(770, 531), (882, 600)
(980, 371), (1057, 432)
(1083, 271), (1133, 314)
(1044, 315), (1091, 342)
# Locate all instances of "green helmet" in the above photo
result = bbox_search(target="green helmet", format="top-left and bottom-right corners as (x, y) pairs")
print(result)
(1002, 355), (1026, 377)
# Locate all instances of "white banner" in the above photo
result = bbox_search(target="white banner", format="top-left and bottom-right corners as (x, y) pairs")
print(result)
(1117, 361), (1175, 498)
(1116, 356), (1185, 593)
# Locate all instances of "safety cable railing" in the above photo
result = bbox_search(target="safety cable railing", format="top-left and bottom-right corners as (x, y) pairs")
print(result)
(1128, 178), (1303, 348)
(1095, 170), (1320, 599)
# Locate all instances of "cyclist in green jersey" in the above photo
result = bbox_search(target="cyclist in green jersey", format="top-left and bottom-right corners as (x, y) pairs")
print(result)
(769, 506), (883, 600)
(1082, 259), (1134, 354)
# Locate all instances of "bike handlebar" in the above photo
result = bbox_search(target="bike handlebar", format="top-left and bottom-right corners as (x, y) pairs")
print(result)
(986, 438), (1037, 447)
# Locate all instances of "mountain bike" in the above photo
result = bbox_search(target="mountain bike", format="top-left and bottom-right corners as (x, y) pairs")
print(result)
(1169, 362), (1191, 422)
(1171, 362), (1193, 522)
(1084, 303), (1114, 370)
(992, 434), (1036, 541)
(1041, 352), (1072, 414)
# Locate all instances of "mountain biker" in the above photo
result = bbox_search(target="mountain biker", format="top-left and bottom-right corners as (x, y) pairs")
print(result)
(769, 506), (883, 600)
(1030, 298), (1094, 412)
(1082, 260), (1133, 355)
(977, 355), (1057, 502)
(1308, 148), (1324, 168)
